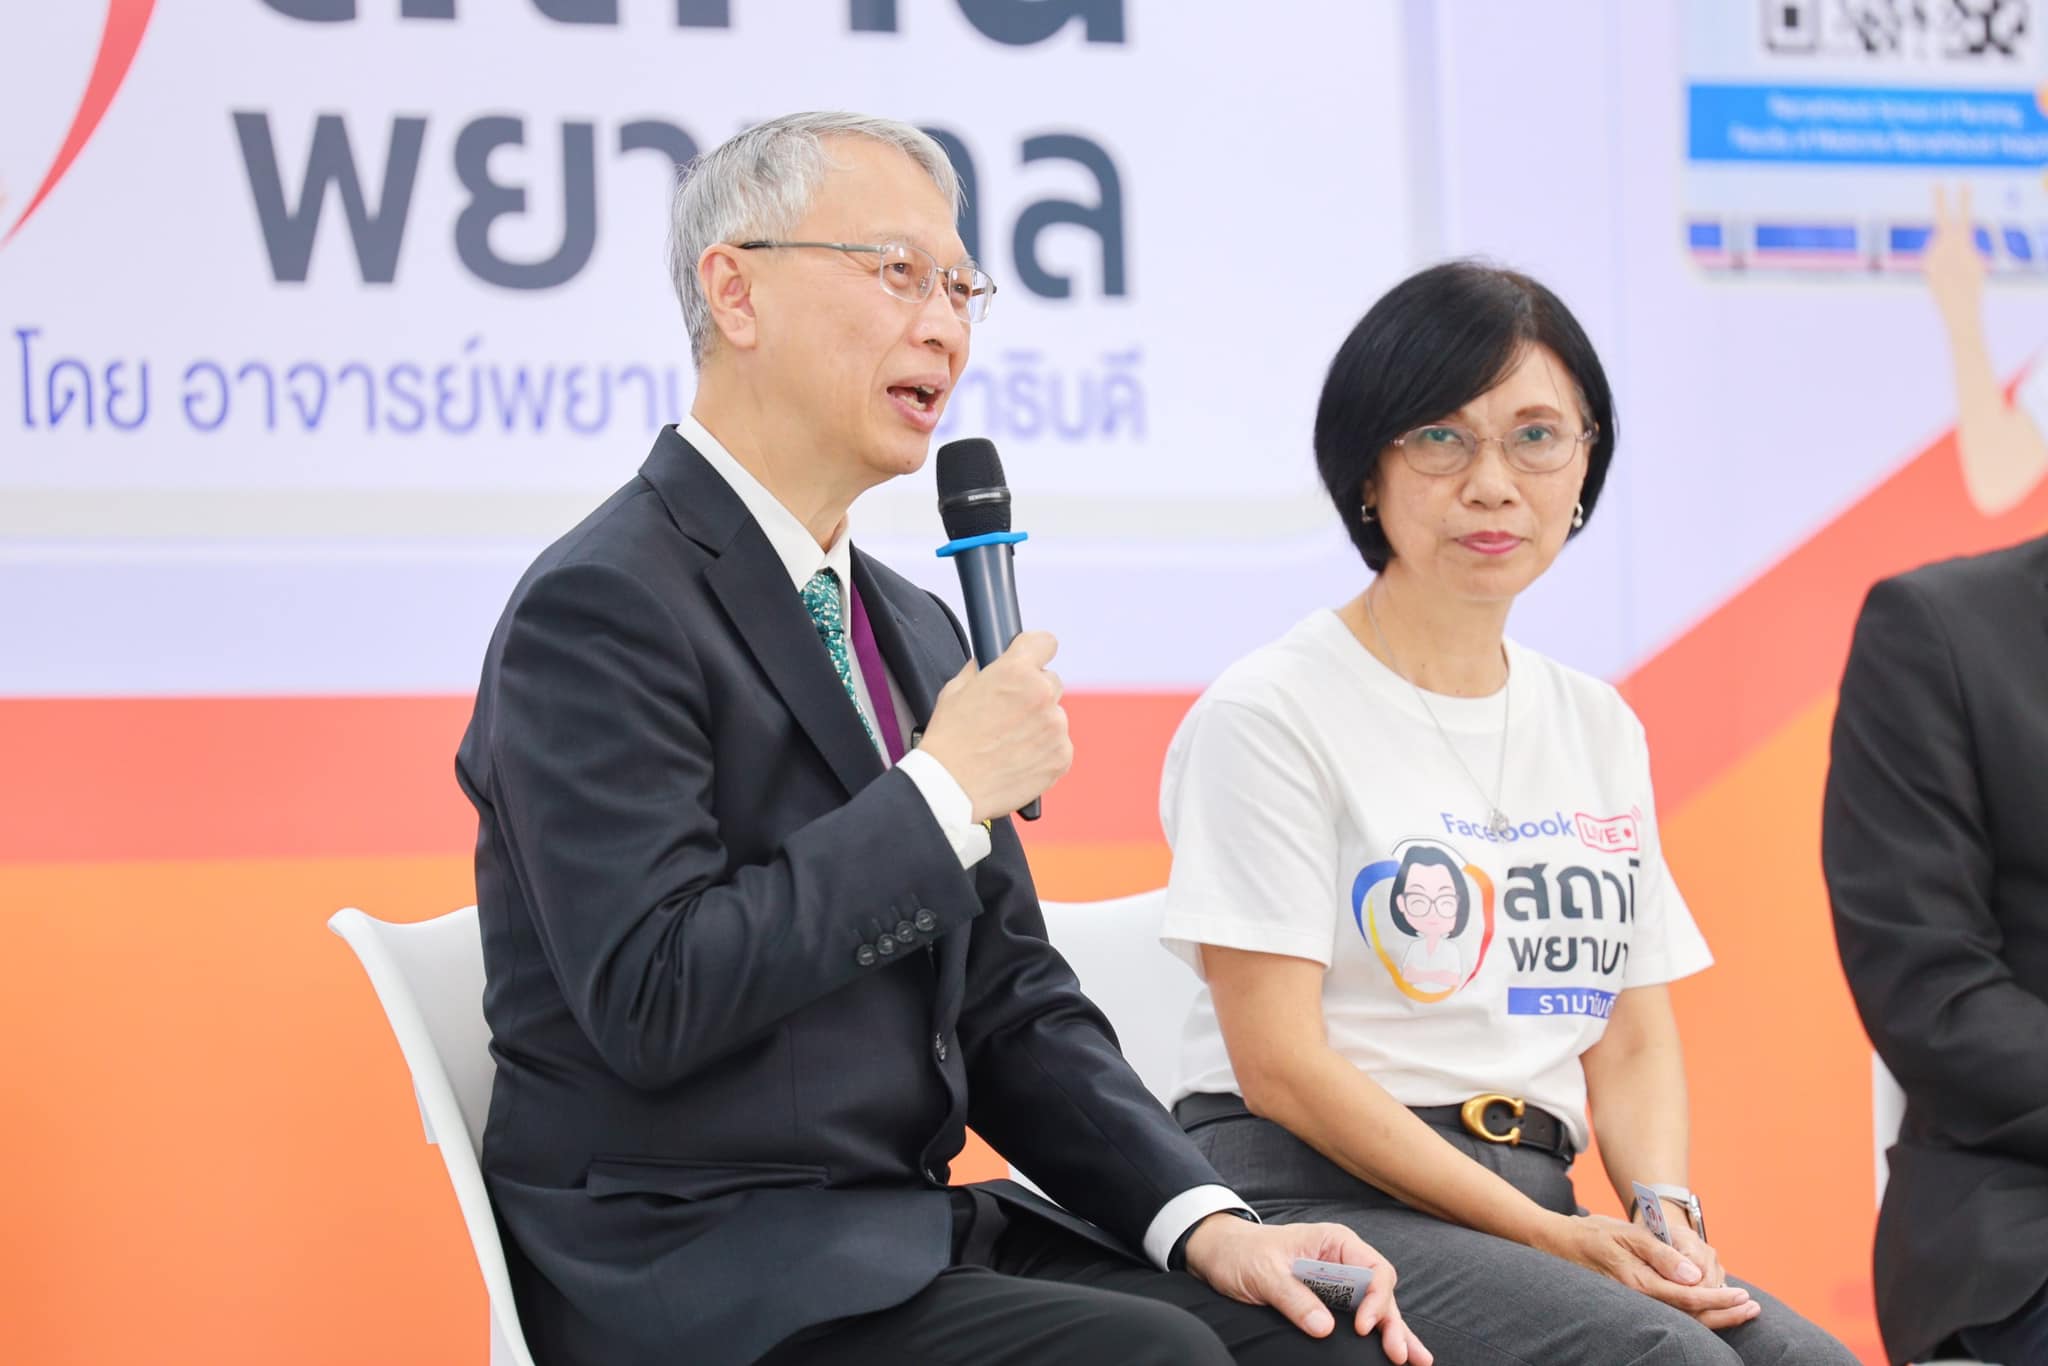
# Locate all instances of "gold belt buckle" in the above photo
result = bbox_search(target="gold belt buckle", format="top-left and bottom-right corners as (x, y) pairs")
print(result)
(1459, 1093), (1526, 1146)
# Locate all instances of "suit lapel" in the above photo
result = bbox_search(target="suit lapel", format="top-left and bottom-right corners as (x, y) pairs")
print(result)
(640, 429), (885, 798)
(705, 551), (886, 798)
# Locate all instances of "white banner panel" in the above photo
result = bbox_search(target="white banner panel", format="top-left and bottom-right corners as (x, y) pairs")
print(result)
(1, 1), (1422, 693)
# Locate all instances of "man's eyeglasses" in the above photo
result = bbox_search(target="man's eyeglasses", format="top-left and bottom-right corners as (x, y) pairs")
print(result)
(1388, 421), (1595, 476)
(736, 239), (998, 323)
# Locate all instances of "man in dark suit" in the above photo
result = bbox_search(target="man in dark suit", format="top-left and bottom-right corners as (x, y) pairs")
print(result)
(455, 112), (1430, 1366)
(1824, 533), (2048, 1365)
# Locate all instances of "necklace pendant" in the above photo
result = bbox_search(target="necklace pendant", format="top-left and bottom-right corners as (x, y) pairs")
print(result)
(1487, 809), (1512, 839)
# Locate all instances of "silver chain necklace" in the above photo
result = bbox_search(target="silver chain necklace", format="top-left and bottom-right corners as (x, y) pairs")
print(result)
(1364, 588), (1513, 839)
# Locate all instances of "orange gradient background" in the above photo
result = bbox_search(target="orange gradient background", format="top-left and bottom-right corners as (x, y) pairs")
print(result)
(6, 421), (2047, 1364)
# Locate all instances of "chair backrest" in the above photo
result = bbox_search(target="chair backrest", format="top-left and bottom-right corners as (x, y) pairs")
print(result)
(1039, 890), (1201, 1105)
(328, 906), (538, 1366)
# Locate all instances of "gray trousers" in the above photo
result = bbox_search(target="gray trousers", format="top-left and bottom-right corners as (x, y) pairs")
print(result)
(1185, 1106), (1860, 1366)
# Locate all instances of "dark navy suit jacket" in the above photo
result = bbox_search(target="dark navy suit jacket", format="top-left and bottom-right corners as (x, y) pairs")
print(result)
(455, 429), (1221, 1366)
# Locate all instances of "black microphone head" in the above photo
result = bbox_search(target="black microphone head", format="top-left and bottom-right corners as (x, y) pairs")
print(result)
(936, 438), (1012, 539)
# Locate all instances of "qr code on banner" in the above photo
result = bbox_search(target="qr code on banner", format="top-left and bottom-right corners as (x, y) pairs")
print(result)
(1762, 0), (2034, 59)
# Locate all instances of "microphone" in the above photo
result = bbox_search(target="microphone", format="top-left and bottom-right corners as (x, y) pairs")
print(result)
(935, 437), (1040, 822)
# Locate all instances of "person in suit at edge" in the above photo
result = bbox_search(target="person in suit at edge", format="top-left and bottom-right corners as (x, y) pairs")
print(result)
(1825, 532), (2048, 1365)
(454, 111), (1432, 1366)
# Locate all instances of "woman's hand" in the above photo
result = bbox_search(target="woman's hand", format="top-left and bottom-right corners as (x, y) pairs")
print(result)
(1650, 1215), (1761, 1329)
(1538, 1213), (1759, 1330)
(1643, 1207), (1724, 1287)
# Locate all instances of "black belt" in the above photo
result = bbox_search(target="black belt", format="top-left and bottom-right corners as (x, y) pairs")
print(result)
(1412, 1095), (1574, 1159)
(1176, 1091), (1574, 1160)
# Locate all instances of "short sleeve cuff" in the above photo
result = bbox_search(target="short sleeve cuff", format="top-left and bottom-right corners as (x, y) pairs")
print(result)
(1159, 914), (1335, 978)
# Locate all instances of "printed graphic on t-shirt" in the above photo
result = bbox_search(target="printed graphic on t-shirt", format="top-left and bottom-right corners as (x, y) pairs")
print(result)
(1351, 812), (1642, 1013)
(1350, 839), (1498, 1004)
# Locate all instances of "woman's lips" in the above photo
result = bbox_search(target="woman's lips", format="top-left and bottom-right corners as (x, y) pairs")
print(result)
(1459, 532), (1522, 556)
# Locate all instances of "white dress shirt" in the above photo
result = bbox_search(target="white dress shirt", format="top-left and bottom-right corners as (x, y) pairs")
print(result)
(680, 415), (1249, 1269)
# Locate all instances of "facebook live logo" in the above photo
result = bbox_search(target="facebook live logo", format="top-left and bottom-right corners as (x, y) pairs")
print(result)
(1575, 811), (1640, 854)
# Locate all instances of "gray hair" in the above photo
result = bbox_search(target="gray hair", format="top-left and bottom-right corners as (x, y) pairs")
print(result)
(668, 111), (963, 366)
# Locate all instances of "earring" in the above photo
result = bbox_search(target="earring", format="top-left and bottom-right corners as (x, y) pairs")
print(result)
(1571, 502), (1585, 529)
(1361, 502), (1378, 524)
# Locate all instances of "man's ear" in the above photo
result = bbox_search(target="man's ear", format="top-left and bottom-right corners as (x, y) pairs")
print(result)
(699, 243), (758, 352)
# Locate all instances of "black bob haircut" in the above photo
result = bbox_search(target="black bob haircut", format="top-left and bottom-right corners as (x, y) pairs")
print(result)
(1387, 844), (1472, 940)
(1314, 261), (1616, 574)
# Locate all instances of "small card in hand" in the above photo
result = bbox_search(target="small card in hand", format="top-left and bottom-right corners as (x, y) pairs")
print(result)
(1631, 1181), (1675, 1247)
(1291, 1258), (1374, 1314)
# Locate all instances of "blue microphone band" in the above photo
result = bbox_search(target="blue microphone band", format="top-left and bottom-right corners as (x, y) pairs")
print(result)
(936, 531), (1029, 558)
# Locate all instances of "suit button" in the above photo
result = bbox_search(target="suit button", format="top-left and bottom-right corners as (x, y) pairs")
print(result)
(925, 1163), (946, 1185)
(894, 920), (916, 944)
(855, 944), (878, 968)
(913, 909), (937, 933)
(934, 1033), (948, 1063)
(876, 935), (897, 957)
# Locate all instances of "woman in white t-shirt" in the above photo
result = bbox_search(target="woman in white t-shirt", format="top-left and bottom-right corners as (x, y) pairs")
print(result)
(1160, 262), (1856, 1365)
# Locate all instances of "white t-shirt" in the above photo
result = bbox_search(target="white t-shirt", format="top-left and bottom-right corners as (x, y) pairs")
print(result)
(1159, 609), (1713, 1151)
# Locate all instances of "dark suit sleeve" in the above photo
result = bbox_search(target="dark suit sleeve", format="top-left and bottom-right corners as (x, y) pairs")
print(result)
(484, 559), (982, 1090)
(907, 591), (1220, 1247)
(1824, 575), (2048, 1163)
(954, 824), (1224, 1250)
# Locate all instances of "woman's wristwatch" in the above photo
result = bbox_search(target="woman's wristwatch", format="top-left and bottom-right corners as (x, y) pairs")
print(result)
(1629, 1183), (1708, 1242)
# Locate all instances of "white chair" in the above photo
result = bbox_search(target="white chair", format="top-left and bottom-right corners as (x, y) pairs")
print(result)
(1873, 1051), (1907, 1205)
(1012, 891), (1194, 1196)
(1038, 890), (1198, 1105)
(329, 906), (539, 1366)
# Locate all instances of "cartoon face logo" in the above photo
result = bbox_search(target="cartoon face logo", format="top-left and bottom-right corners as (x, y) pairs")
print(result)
(1, 1), (156, 250)
(1352, 839), (1495, 1004)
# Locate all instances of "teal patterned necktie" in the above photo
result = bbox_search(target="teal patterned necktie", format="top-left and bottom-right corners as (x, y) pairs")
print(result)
(800, 567), (879, 748)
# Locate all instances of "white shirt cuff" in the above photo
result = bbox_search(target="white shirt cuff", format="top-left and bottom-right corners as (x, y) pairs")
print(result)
(1142, 1184), (1258, 1270)
(896, 748), (992, 870)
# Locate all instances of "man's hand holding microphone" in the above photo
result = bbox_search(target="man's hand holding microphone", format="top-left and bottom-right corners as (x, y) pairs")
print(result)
(920, 631), (1070, 824)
